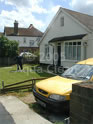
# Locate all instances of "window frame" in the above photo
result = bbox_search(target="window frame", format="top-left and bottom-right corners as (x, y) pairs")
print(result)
(23, 37), (26, 44)
(65, 41), (81, 61)
(60, 17), (64, 27)
(29, 40), (34, 47)
(45, 44), (50, 59)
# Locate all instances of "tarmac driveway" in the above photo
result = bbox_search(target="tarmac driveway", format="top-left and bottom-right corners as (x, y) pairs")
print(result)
(0, 96), (52, 124)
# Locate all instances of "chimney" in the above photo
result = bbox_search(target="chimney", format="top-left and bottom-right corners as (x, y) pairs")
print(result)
(29, 24), (33, 29)
(14, 20), (18, 35)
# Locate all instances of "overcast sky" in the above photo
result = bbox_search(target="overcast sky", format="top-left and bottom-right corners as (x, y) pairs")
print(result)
(0, 0), (93, 32)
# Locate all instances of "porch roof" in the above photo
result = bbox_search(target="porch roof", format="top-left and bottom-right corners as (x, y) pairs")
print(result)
(49, 34), (86, 43)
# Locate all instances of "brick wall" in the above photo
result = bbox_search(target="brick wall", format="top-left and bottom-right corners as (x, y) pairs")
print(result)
(70, 82), (93, 124)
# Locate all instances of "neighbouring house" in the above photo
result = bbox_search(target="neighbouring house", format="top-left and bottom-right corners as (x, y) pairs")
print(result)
(4, 20), (43, 53)
(40, 7), (93, 69)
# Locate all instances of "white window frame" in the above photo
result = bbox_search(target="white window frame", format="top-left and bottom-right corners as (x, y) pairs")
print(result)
(45, 44), (50, 59)
(65, 41), (81, 61)
(29, 40), (34, 47)
(60, 17), (64, 26)
(23, 37), (26, 44)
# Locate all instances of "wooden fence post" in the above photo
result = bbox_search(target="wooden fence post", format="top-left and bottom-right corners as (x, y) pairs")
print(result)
(1, 81), (5, 93)
(32, 78), (36, 89)
(2, 81), (4, 89)
(32, 78), (34, 88)
(34, 79), (36, 85)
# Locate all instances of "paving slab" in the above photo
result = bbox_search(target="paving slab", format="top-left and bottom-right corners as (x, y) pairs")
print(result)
(0, 96), (52, 124)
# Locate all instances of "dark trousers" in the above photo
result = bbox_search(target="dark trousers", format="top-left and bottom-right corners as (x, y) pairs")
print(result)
(17, 63), (23, 70)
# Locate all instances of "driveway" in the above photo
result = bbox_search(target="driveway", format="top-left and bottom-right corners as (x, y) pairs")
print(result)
(0, 96), (52, 124)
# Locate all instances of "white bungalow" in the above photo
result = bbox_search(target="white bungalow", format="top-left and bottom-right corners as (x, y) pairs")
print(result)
(40, 7), (93, 69)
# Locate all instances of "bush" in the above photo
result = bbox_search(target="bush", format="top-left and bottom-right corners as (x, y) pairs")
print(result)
(0, 36), (19, 57)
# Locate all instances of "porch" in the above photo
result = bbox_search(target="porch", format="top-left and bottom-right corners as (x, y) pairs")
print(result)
(48, 34), (87, 69)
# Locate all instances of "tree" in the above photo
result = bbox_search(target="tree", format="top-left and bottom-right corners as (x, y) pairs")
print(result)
(0, 36), (19, 57)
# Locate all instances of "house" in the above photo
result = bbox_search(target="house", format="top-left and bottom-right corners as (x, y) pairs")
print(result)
(40, 7), (93, 69)
(4, 20), (43, 53)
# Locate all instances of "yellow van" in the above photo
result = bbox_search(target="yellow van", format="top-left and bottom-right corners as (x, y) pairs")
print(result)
(33, 58), (93, 112)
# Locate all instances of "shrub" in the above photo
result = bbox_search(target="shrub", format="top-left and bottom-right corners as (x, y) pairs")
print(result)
(0, 36), (19, 57)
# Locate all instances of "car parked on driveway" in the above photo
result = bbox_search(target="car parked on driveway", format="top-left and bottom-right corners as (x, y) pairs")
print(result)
(33, 58), (93, 112)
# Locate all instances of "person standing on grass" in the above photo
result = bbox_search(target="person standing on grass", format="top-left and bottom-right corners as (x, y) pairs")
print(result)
(16, 55), (23, 71)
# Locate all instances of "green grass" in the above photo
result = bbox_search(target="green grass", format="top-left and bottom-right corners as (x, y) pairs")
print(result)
(0, 64), (54, 86)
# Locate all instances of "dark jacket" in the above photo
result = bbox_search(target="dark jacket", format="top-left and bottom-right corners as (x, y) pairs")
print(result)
(16, 56), (23, 64)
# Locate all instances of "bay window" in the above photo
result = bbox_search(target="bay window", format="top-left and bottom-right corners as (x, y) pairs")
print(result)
(65, 41), (81, 60)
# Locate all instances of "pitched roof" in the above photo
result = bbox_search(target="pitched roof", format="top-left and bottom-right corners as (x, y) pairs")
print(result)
(4, 26), (43, 37)
(63, 8), (93, 31)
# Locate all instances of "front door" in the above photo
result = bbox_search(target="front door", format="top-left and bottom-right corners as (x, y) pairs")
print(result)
(57, 43), (61, 66)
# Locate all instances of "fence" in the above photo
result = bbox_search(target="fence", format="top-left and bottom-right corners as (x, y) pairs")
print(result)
(0, 57), (39, 66)
(0, 77), (47, 93)
(0, 57), (15, 66)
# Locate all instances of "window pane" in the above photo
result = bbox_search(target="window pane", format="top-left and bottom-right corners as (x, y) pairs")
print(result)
(29, 40), (34, 46)
(77, 42), (81, 45)
(65, 45), (68, 59)
(45, 45), (50, 58)
(73, 42), (76, 45)
(65, 41), (81, 60)
(60, 17), (64, 26)
(24, 38), (26, 43)
(77, 46), (81, 60)
(65, 42), (68, 45)
(69, 45), (73, 59)
(73, 46), (77, 60)
(69, 42), (72, 45)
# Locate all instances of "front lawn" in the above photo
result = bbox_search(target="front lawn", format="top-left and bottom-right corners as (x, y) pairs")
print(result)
(0, 64), (54, 86)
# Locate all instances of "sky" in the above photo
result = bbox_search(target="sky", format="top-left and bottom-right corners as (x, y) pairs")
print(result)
(0, 0), (93, 32)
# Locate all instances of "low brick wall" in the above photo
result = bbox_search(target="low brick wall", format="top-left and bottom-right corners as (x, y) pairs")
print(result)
(70, 82), (93, 124)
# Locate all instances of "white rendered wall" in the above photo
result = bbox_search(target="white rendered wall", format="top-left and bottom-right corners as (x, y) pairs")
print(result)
(6, 36), (41, 48)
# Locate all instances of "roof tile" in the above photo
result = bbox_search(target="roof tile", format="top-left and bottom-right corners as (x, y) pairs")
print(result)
(5, 26), (43, 37)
